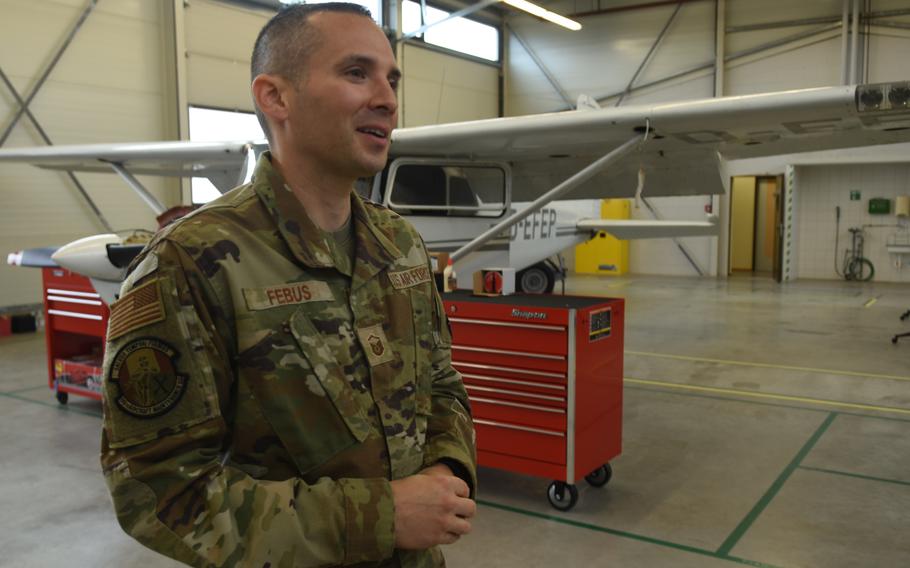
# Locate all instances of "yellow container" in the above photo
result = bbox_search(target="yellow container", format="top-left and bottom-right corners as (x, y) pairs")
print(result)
(574, 199), (630, 275)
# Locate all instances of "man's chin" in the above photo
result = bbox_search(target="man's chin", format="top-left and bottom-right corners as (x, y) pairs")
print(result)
(355, 156), (389, 178)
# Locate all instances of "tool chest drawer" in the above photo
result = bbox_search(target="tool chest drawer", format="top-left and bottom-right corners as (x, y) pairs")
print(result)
(452, 345), (568, 374)
(448, 316), (568, 356)
(473, 419), (566, 465)
(470, 395), (567, 431)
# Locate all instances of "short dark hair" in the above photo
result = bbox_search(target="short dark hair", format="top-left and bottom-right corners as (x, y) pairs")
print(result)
(251, 2), (374, 142)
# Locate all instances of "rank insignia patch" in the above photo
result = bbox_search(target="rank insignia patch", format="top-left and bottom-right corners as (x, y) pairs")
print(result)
(356, 324), (395, 367)
(109, 338), (187, 418)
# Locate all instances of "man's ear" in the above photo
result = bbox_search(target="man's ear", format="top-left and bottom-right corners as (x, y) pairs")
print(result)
(252, 74), (290, 125)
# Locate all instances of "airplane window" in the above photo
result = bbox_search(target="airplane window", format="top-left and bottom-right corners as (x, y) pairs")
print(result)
(389, 163), (505, 217)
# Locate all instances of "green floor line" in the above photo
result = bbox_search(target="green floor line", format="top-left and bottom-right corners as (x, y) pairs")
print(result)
(715, 412), (838, 557)
(798, 465), (910, 488)
(476, 499), (783, 568)
(1, 384), (49, 395)
(626, 384), (910, 425)
(0, 391), (102, 418)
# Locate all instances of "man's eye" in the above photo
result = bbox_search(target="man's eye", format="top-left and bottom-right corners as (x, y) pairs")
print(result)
(389, 78), (400, 91)
(347, 68), (367, 79)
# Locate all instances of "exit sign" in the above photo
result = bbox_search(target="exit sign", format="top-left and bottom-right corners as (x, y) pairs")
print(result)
(850, 190), (861, 201)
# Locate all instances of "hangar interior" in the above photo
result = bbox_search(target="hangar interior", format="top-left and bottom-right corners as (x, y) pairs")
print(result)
(0, 0), (909, 566)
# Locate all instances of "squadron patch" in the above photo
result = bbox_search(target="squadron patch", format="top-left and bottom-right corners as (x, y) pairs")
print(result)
(356, 324), (395, 367)
(109, 338), (187, 418)
(107, 280), (165, 340)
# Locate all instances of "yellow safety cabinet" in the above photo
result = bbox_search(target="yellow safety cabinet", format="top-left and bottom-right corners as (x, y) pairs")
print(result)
(575, 199), (630, 275)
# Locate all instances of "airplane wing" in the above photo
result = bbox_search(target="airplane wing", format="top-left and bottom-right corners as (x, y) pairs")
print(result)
(576, 217), (719, 239)
(391, 81), (910, 199)
(0, 140), (267, 194)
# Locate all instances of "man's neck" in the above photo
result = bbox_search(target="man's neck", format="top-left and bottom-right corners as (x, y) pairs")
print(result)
(271, 152), (352, 231)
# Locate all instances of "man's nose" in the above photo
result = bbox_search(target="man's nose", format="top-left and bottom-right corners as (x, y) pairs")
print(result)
(371, 79), (398, 115)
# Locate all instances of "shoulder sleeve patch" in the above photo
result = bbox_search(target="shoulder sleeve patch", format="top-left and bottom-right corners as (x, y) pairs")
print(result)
(108, 338), (187, 418)
(107, 280), (166, 341)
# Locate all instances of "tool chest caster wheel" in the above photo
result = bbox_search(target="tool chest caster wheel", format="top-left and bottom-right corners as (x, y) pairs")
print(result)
(584, 463), (613, 487)
(547, 481), (578, 511)
(56, 390), (68, 405)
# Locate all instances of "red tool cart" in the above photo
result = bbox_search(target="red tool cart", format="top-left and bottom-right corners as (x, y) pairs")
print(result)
(41, 267), (108, 404)
(442, 290), (624, 511)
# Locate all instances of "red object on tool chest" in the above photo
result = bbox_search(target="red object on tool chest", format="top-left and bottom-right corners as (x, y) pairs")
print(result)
(442, 290), (623, 510)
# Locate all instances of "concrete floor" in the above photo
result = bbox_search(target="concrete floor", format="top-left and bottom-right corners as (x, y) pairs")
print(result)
(1, 274), (908, 567)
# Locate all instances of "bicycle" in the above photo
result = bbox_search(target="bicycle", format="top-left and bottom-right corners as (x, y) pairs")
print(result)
(841, 227), (875, 281)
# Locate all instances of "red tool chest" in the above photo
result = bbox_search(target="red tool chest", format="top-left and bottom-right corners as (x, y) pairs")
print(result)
(41, 267), (108, 404)
(442, 290), (624, 511)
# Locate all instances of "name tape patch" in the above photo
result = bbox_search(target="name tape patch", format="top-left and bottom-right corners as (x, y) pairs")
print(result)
(107, 280), (166, 341)
(243, 281), (334, 311)
(388, 265), (432, 290)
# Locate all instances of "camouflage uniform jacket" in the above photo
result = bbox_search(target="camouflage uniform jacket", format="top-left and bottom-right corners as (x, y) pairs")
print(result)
(100, 153), (477, 568)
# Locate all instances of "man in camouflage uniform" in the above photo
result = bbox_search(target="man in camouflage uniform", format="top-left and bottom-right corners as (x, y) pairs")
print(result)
(100, 4), (477, 567)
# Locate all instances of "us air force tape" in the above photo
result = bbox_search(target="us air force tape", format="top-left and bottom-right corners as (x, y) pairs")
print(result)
(108, 338), (187, 418)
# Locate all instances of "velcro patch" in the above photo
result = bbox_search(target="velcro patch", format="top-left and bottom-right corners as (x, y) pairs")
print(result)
(107, 280), (166, 341)
(356, 324), (395, 367)
(388, 265), (432, 289)
(243, 281), (334, 311)
(109, 338), (187, 418)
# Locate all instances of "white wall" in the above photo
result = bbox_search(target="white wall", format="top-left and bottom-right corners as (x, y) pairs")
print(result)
(795, 163), (910, 283)
(1, 0), (177, 308)
(504, 0), (910, 279)
(629, 196), (717, 277)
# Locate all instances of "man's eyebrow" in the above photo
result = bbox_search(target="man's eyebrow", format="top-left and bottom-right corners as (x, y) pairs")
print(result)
(339, 54), (402, 79)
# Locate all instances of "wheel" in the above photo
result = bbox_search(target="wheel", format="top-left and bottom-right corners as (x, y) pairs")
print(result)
(584, 463), (613, 488)
(547, 481), (578, 511)
(517, 263), (555, 294)
(847, 257), (874, 282)
(56, 390), (68, 405)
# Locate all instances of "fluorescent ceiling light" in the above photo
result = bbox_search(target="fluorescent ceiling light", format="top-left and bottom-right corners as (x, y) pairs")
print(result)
(501, 0), (582, 31)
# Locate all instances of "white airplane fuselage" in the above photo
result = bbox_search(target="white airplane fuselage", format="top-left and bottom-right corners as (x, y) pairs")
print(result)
(405, 199), (598, 286)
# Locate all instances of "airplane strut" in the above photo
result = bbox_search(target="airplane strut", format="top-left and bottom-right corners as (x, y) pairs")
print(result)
(451, 133), (646, 262)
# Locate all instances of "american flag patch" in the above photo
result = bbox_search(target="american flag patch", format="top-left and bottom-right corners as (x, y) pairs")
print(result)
(107, 280), (166, 341)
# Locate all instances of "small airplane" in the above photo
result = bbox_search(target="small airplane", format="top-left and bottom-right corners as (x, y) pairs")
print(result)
(5, 80), (910, 300)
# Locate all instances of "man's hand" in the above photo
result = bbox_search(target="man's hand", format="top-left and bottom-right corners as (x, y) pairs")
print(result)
(390, 471), (476, 549)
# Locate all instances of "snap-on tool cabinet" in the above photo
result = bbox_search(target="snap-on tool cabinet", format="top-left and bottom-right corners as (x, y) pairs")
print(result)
(442, 290), (624, 511)
(41, 267), (107, 404)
